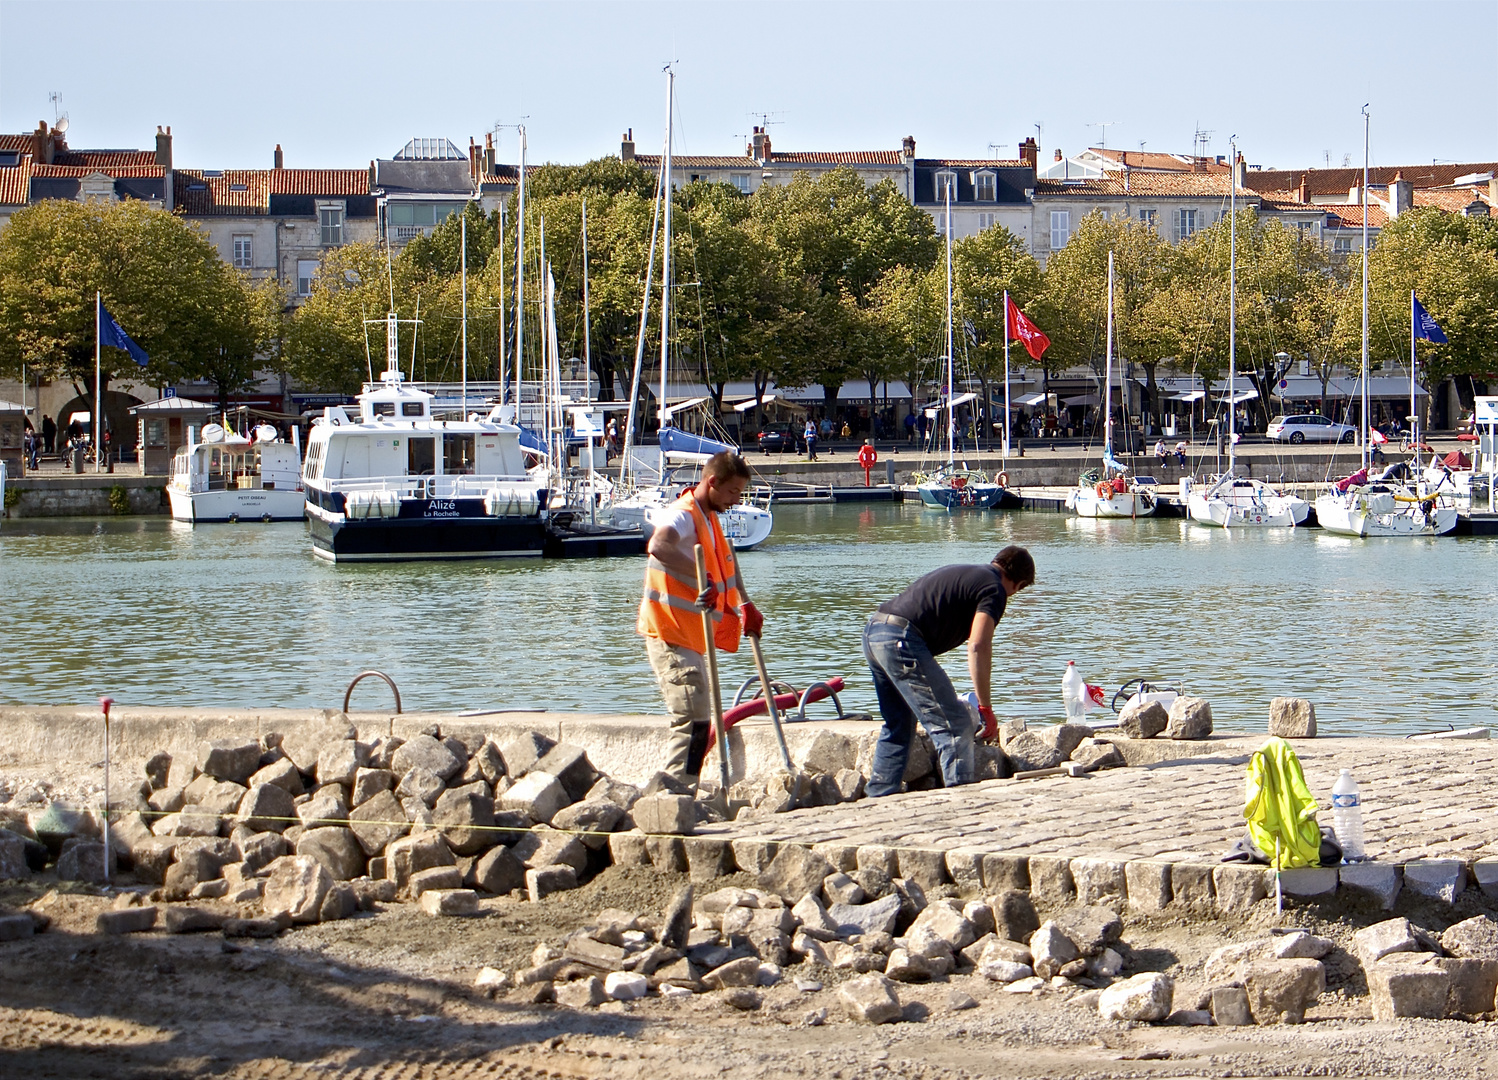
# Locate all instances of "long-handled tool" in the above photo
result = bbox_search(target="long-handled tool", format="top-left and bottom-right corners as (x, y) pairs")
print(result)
(694, 544), (732, 794)
(734, 575), (798, 809)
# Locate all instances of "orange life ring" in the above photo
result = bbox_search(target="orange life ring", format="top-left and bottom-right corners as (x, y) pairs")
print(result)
(1095, 481), (1112, 500)
(996, 471), (1010, 487)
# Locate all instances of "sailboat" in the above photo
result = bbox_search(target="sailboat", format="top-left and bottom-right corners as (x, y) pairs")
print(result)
(608, 67), (774, 549)
(1066, 251), (1156, 518)
(1187, 138), (1309, 529)
(914, 181), (1004, 509)
(1315, 111), (1457, 539)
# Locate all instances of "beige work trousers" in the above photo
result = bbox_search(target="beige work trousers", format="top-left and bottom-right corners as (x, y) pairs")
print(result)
(644, 637), (710, 782)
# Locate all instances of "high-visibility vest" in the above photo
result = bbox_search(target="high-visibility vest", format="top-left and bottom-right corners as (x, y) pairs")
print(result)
(637, 492), (743, 654)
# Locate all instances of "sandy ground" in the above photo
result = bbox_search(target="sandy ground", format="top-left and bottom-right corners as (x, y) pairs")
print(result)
(7, 865), (1498, 1080)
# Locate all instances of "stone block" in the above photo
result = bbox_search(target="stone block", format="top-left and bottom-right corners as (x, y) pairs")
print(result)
(1070, 742), (1125, 771)
(351, 767), (396, 807)
(56, 840), (109, 884)
(249, 758), (304, 797)
(469, 846), (526, 895)
(944, 849), (985, 898)
(147, 787), (185, 815)
(144, 750), (172, 790)
(730, 839), (780, 875)
(839, 973), (902, 1024)
(197, 739), (262, 785)
(396, 766), (445, 808)
(759, 846), (835, 902)
(1051, 905), (1122, 957)
(912, 901), (976, 950)
(645, 836), (687, 872)
(1118, 699), (1168, 739)
(1338, 862), (1401, 909)
(856, 844), (899, 876)
(684, 837), (734, 882)
(1038, 723), (1092, 759)
(1097, 972), (1173, 1022)
(1166, 697), (1213, 739)
(852, 867), (893, 901)
(0, 914), (35, 941)
(701, 955), (761, 989)
(297, 787), (348, 828)
(1274, 931), (1334, 960)
(391, 734), (463, 782)
(1243, 959), (1324, 1024)
(410, 865), (464, 896)
(470, 739), (506, 784)
(1070, 857), (1128, 907)
(981, 854), (1029, 892)
(1472, 858), (1498, 898)
(238, 831), (287, 876)
(347, 790), (409, 856)
(262, 855), (334, 924)
(1268, 697), (1316, 738)
(1437, 957), (1498, 1015)
(1278, 867), (1339, 897)
(990, 890), (1039, 943)
(163, 846), (221, 901)
(533, 744), (599, 803)
(1368, 958), (1451, 1020)
(604, 971), (648, 1001)
(1003, 731), (1064, 772)
(279, 713), (357, 774)
(552, 799), (625, 851)
(1213, 864), (1271, 912)
(0, 831), (30, 879)
(1169, 863), (1215, 909)
(419, 888), (479, 916)
(895, 848), (949, 892)
(827, 894), (903, 938)
(500, 771), (569, 825)
(1124, 860), (1172, 912)
(810, 841), (858, 873)
(385, 832), (456, 891)
(1028, 855), (1075, 905)
(885, 947), (937, 982)
(432, 784), (496, 856)
(296, 827), (365, 881)
(1353, 918), (1419, 966)
(96, 906), (158, 935)
(163, 907), (227, 934)
(555, 976), (604, 1008)
(1210, 986), (1253, 1026)
(237, 783), (297, 834)
(1029, 922), (1080, 978)
(1204, 940), (1274, 984)
(1440, 915), (1498, 960)
(792, 894), (840, 940)
(316, 740), (370, 787)
(196, 781), (249, 819)
(527, 864), (578, 902)
(630, 794), (695, 836)
(511, 826), (587, 873)
(500, 731), (557, 778)
(1403, 859), (1467, 903)
(659, 884), (695, 950)
(608, 831), (650, 868)
(799, 731), (858, 776)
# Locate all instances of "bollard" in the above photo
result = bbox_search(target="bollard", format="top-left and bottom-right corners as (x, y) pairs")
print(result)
(885, 460), (895, 485)
(72, 445), (84, 474)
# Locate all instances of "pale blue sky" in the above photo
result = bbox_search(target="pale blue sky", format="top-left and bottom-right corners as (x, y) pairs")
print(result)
(2, 1), (1494, 173)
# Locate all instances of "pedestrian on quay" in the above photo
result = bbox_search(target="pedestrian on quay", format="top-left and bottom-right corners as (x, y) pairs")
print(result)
(904, 411), (916, 444)
(863, 545), (1035, 798)
(42, 415), (55, 455)
(803, 418), (818, 461)
(637, 451), (763, 784)
(1174, 441), (1188, 465)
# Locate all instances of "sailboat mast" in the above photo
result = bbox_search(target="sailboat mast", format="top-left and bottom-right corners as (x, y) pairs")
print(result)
(659, 67), (674, 433)
(1410, 289), (1418, 450)
(461, 213), (468, 417)
(515, 125), (527, 409)
(1002, 290), (1011, 464)
(1228, 135), (1237, 476)
(498, 204), (507, 403)
(583, 198), (595, 521)
(1361, 106), (1371, 472)
(620, 153), (665, 487)
(944, 182), (954, 465)
(1105, 251), (1114, 454)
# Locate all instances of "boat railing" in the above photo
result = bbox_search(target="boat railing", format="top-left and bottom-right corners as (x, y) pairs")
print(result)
(322, 473), (538, 499)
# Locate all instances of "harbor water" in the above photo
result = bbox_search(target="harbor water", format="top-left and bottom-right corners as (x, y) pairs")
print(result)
(2, 505), (1494, 735)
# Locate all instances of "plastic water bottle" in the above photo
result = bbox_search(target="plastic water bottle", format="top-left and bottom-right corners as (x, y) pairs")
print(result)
(1331, 769), (1364, 861)
(1062, 662), (1087, 722)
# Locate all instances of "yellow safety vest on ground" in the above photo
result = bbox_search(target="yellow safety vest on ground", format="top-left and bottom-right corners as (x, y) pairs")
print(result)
(1243, 736), (1322, 869)
(637, 493), (743, 654)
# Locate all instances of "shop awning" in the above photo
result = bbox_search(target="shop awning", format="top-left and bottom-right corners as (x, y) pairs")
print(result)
(1062, 394), (1100, 407)
(660, 396), (709, 421)
(1171, 391), (1207, 402)
(1215, 389), (1260, 404)
(1014, 392), (1048, 406)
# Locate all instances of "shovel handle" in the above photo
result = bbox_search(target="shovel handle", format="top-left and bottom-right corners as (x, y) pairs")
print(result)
(694, 545), (731, 793)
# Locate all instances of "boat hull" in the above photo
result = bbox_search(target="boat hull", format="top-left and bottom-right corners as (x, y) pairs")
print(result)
(1186, 493), (1309, 528)
(1314, 494), (1458, 537)
(306, 498), (547, 562)
(1068, 489), (1156, 518)
(168, 486), (307, 523)
(917, 482), (1005, 509)
(614, 498), (774, 550)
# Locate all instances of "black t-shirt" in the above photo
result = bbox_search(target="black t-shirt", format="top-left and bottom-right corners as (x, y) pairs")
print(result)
(877, 563), (1008, 656)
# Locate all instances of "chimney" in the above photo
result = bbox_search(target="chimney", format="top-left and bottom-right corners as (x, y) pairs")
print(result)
(1297, 173), (1309, 204)
(1053, 148), (1062, 162)
(32, 121), (53, 165)
(1233, 151), (1246, 190)
(484, 133), (496, 176)
(1490, 175), (1498, 208)
(1349, 183), (1361, 204)
(274, 144), (283, 169)
(1387, 170), (1412, 217)
(1019, 137), (1038, 170)
(155, 125), (172, 170)
(620, 128), (635, 163)
(751, 126), (768, 162)
(1123, 162), (1130, 192)
(902, 135), (916, 163)
(469, 137), (479, 184)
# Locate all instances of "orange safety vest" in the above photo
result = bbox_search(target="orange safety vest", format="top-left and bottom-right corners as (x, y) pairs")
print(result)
(637, 492), (743, 654)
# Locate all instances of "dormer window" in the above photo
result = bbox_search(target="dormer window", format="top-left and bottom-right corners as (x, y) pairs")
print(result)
(934, 171), (958, 202)
(402, 402), (424, 418)
(973, 171), (997, 202)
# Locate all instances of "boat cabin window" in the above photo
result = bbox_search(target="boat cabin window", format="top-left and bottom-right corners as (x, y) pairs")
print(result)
(373, 402), (395, 417)
(408, 437), (436, 475)
(444, 433), (476, 475)
(402, 402), (425, 418)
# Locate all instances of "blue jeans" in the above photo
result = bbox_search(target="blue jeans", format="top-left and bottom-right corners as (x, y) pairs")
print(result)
(863, 617), (974, 797)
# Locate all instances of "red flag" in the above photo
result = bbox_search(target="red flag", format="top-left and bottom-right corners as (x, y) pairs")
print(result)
(1006, 296), (1050, 361)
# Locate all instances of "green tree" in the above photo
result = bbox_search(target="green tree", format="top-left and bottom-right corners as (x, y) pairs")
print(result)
(951, 224), (1044, 439)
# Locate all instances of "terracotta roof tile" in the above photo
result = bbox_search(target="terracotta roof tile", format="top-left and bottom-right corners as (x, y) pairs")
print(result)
(268, 169), (368, 196)
(0, 134), (33, 152)
(1255, 191), (1324, 212)
(1413, 186), (1495, 213)
(769, 150), (903, 166)
(53, 149), (158, 169)
(1245, 162), (1498, 196)
(1324, 204), (1388, 228)
(1089, 148), (1230, 173)
(31, 163), (164, 178)
(1035, 173), (1250, 198)
(0, 154), (31, 205)
(175, 169), (271, 215)
(635, 155), (756, 169)
(918, 159), (1026, 168)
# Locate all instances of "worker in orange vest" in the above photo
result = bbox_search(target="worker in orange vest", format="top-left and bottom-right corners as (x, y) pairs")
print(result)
(638, 452), (764, 782)
(857, 439), (878, 486)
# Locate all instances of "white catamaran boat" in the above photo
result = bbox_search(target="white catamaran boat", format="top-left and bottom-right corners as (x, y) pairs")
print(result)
(1187, 140), (1308, 529)
(167, 422), (306, 523)
(300, 313), (550, 562)
(608, 67), (773, 549)
(915, 182), (1004, 510)
(1315, 111), (1456, 539)
(1067, 251), (1156, 519)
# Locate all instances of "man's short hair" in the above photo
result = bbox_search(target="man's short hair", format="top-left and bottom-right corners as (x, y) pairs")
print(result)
(704, 451), (751, 484)
(992, 545), (1035, 587)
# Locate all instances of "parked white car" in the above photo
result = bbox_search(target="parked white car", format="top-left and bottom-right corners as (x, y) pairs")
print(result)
(1266, 414), (1357, 444)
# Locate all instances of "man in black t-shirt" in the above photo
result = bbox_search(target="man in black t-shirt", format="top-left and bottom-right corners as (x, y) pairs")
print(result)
(863, 545), (1034, 797)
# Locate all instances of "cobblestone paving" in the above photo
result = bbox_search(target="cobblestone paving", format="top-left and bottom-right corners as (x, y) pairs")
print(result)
(705, 737), (1498, 865)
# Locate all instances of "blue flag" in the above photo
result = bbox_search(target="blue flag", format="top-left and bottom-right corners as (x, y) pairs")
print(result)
(1413, 296), (1448, 344)
(99, 302), (150, 366)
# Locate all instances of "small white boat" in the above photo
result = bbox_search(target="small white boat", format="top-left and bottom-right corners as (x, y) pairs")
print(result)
(1069, 475), (1157, 518)
(1186, 473), (1309, 528)
(1314, 480), (1457, 537)
(611, 467), (775, 550)
(167, 422), (306, 523)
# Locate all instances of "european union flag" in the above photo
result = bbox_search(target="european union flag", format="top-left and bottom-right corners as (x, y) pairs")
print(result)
(1413, 296), (1448, 344)
(99, 302), (150, 366)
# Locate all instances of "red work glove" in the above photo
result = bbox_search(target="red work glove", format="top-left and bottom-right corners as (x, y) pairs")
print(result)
(742, 601), (764, 637)
(694, 583), (719, 611)
(977, 704), (998, 741)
